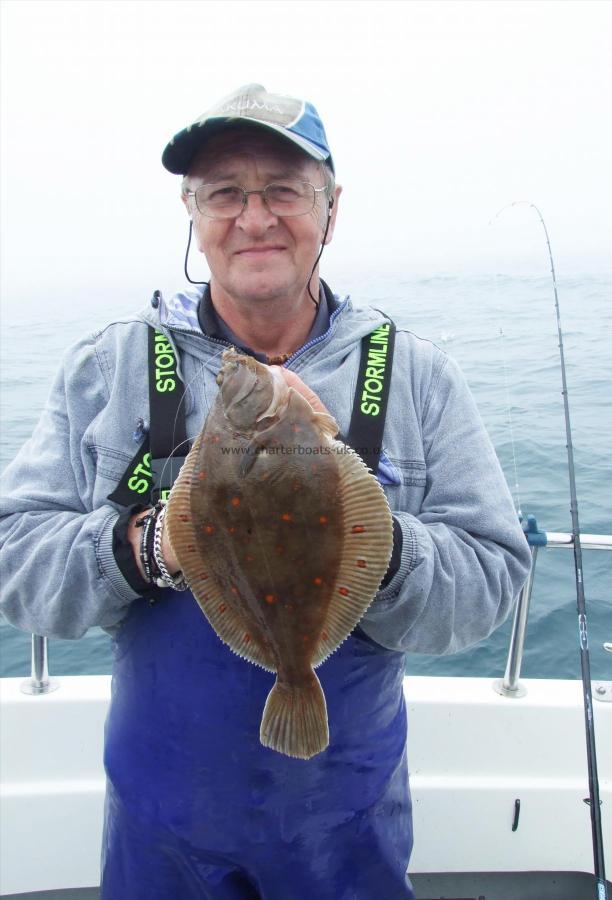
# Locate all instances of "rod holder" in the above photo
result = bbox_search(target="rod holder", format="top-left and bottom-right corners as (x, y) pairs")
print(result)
(20, 635), (59, 695)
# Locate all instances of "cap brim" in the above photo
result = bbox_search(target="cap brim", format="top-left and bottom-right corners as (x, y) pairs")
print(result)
(162, 117), (329, 175)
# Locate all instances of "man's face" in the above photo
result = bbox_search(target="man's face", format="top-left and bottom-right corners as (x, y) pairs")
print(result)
(183, 130), (340, 306)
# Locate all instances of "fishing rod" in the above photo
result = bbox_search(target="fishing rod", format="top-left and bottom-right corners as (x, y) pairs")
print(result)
(494, 201), (608, 899)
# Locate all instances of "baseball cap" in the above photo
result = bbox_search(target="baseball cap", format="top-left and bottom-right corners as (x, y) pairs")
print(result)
(162, 83), (334, 175)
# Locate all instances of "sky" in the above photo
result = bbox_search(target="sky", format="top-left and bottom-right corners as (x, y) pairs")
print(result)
(1, 0), (611, 313)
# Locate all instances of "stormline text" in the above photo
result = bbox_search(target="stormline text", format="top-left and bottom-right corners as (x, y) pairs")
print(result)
(359, 323), (391, 417)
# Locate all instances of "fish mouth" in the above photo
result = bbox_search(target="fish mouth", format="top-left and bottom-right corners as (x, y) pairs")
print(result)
(217, 348), (260, 386)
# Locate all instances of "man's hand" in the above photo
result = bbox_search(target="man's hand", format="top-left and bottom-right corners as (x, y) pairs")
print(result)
(127, 508), (180, 580)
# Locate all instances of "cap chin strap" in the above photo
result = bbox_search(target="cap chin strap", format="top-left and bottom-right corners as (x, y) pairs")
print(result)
(184, 196), (335, 302)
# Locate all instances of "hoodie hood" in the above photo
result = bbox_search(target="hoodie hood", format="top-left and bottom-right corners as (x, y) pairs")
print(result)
(139, 284), (389, 371)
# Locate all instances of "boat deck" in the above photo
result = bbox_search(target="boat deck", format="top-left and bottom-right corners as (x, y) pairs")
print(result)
(3, 871), (612, 900)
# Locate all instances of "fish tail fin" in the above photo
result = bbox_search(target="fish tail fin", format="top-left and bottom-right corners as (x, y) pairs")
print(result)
(260, 673), (329, 760)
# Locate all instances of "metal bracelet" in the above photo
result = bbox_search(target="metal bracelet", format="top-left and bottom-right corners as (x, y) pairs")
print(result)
(137, 508), (158, 584)
(153, 504), (188, 590)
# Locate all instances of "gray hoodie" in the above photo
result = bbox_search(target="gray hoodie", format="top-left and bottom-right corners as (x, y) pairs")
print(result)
(0, 286), (531, 653)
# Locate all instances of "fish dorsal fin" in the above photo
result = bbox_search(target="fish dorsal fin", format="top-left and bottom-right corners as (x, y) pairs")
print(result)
(166, 431), (277, 672)
(311, 442), (394, 667)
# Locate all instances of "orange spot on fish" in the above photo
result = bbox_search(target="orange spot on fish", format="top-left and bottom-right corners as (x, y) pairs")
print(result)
(245, 554), (254, 562)
(230, 496), (241, 507)
(313, 577), (323, 586)
(321, 631), (329, 640)
(319, 515), (328, 524)
(231, 586), (239, 595)
(179, 514), (190, 522)
(202, 524), (215, 535)
(244, 634), (251, 643)
(351, 525), (366, 534)
(198, 470), (206, 479)
(228, 526), (236, 534)
(338, 586), (350, 597)
(218, 603), (226, 613)
(292, 424), (302, 433)
(356, 559), (367, 568)
(302, 634), (310, 642)
(199, 572), (209, 581)
(281, 513), (292, 522)
(264, 594), (276, 605)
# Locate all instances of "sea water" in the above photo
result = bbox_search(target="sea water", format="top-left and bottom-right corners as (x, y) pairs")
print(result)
(1, 272), (610, 680)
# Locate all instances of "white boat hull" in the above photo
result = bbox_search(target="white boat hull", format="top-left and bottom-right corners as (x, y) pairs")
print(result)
(1, 674), (610, 896)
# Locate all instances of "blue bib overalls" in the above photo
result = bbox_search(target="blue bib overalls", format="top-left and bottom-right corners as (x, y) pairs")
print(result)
(101, 313), (413, 897)
(101, 587), (415, 899)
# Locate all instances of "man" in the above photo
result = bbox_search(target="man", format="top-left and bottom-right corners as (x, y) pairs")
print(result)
(0, 85), (531, 899)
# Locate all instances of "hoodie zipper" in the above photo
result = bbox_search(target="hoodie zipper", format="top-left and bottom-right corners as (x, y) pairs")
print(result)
(158, 296), (351, 367)
(281, 297), (350, 367)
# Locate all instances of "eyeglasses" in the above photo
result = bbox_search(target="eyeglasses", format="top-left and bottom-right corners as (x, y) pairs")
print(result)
(186, 180), (328, 219)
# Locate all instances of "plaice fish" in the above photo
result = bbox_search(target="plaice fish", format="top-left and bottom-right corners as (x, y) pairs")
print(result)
(166, 348), (393, 759)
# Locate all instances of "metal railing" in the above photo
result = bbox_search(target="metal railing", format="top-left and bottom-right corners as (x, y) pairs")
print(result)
(493, 532), (612, 701)
(21, 634), (59, 695)
(20, 531), (612, 697)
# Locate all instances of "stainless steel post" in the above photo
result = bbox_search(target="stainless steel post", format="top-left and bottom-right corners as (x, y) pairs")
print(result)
(20, 635), (59, 695)
(493, 546), (538, 698)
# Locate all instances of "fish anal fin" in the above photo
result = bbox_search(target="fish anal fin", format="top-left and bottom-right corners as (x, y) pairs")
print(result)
(312, 442), (394, 667)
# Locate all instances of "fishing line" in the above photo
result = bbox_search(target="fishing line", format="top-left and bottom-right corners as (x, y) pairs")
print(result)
(157, 344), (228, 492)
(492, 201), (608, 900)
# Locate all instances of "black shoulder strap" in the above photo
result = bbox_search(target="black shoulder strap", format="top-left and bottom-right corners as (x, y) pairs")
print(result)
(108, 327), (188, 506)
(345, 320), (396, 473)
(147, 328), (188, 501)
